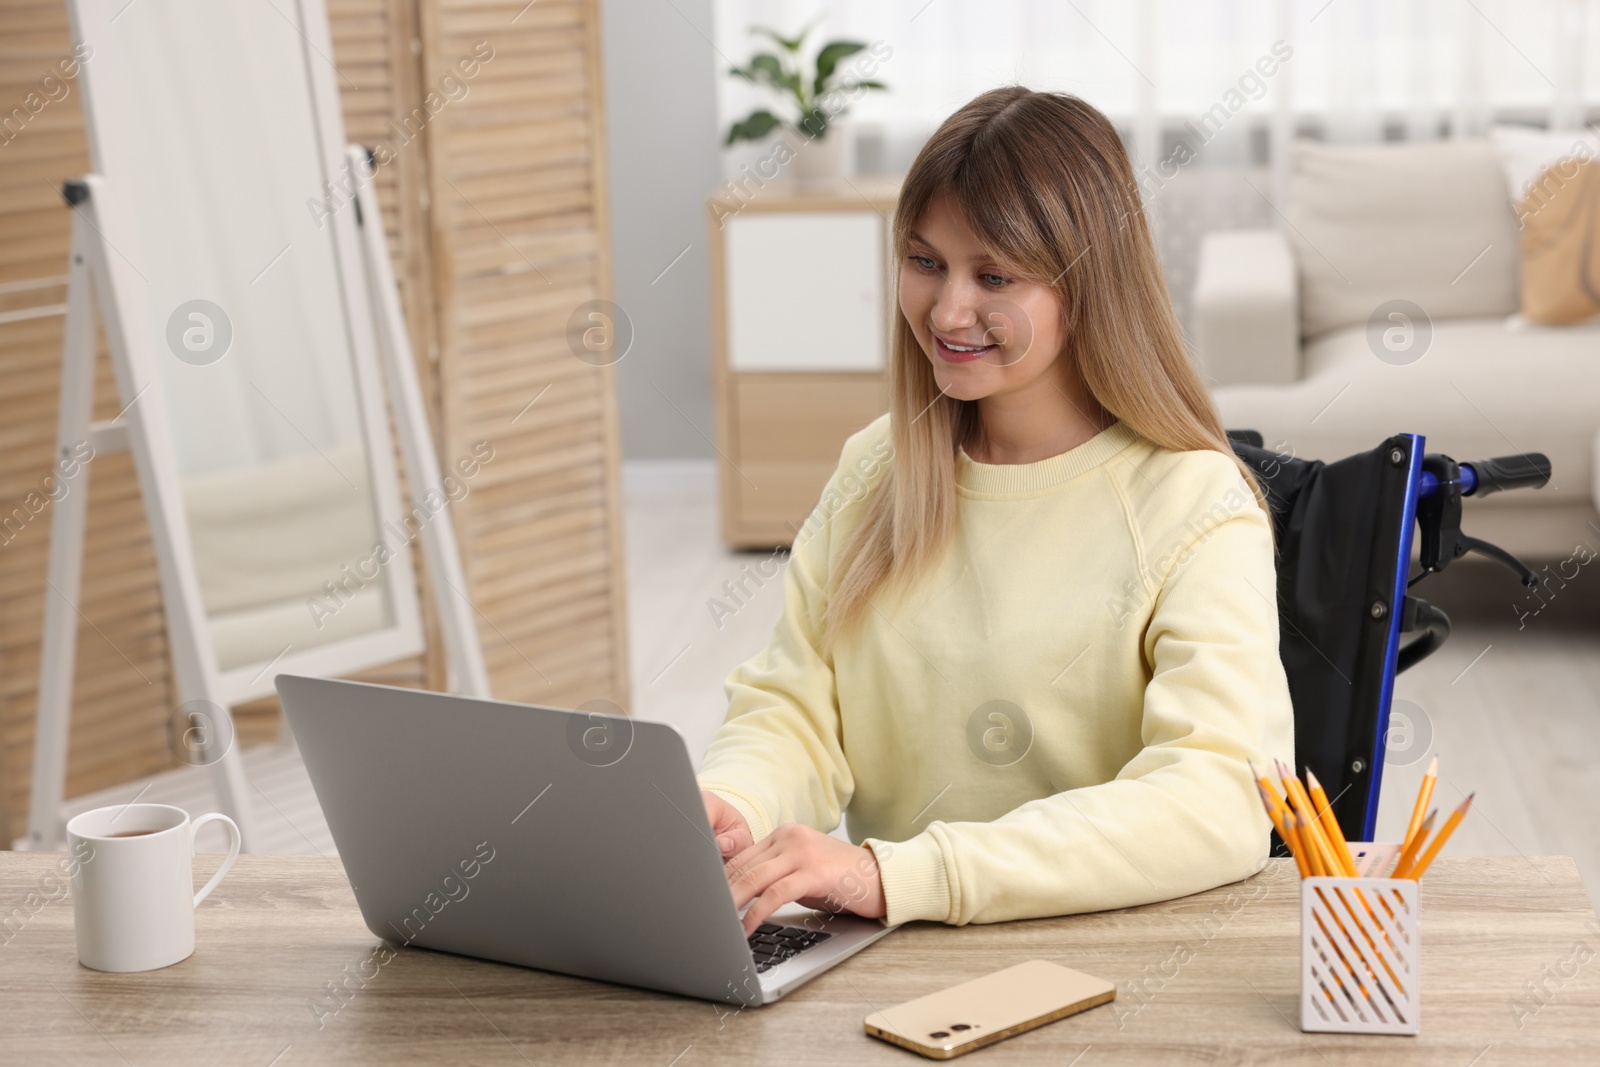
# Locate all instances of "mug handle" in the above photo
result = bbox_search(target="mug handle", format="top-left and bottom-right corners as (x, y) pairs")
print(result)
(190, 812), (241, 908)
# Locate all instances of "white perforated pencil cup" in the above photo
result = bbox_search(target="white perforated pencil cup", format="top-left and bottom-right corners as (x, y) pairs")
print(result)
(1299, 843), (1421, 1035)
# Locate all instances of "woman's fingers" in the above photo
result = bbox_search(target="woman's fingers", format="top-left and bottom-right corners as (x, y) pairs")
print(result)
(726, 845), (797, 911)
(719, 823), (887, 932)
(723, 822), (804, 895)
(740, 873), (811, 935)
(722, 821), (788, 877)
(716, 824), (753, 858)
(701, 790), (753, 858)
(724, 827), (777, 868)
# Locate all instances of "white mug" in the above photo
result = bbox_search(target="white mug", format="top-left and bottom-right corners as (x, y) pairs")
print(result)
(66, 802), (241, 972)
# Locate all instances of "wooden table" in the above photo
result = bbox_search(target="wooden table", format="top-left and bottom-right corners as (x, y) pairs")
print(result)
(2, 853), (1595, 1064)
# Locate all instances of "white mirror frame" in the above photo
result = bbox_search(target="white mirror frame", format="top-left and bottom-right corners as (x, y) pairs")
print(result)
(28, 0), (483, 851)
(71, 0), (429, 702)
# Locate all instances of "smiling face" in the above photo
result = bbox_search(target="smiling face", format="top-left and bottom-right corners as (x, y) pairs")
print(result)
(898, 192), (1069, 405)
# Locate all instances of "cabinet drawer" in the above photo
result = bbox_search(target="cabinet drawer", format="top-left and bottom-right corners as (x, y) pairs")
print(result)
(726, 373), (887, 545)
(725, 212), (887, 372)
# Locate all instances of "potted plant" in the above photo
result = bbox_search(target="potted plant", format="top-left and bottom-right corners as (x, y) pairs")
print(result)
(724, 21), (887, 186)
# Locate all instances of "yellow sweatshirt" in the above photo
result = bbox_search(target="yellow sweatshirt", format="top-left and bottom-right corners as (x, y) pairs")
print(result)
(698, 414), (1295, 926)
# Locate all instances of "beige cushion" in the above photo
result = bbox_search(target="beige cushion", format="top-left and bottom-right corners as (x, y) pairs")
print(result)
(1212, 315), (1600, 509)
(1287, 140), (1520, 338)
(1490, 125), (1600, 325)
(1492, 125), (1600, 203)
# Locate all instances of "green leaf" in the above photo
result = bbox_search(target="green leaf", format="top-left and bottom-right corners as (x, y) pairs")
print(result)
(796, 108), (830, 140)
(730, 52), (787, 90)
(732, 51), (805, 108)
(812, 41), (867, 95)
(844, 79), (888, 91)
(725, 109), (783, 146)
(750, 19), (817, 53)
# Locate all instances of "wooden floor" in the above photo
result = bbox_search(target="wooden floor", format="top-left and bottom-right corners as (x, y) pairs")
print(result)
(1367, 554), (1600, 890)
(50, 460), (1600, 909)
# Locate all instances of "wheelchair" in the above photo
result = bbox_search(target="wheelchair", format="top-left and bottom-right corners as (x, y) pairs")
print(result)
(1226, 429), (1552, 841)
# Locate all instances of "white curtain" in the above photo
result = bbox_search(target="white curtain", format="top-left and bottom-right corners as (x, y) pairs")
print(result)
(713, 0), (1599, 327)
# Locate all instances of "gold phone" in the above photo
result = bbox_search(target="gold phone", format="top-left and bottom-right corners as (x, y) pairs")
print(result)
(863, 959), (1114, 1059)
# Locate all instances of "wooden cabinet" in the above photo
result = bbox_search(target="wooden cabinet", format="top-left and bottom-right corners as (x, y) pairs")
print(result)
(708, 180), (900, 548)
(727, 373), (890, 545)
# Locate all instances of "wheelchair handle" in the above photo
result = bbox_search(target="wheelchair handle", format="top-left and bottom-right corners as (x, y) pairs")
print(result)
(1413, 449), (1549, 590)
(1462, 453), (1552, 497)
(1418, 452), (1551, 499)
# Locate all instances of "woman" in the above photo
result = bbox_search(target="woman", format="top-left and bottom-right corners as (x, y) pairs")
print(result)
(698, 87), (1295, 934)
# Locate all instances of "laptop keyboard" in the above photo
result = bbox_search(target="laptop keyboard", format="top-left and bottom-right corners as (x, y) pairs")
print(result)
(748, 923), (832, 973)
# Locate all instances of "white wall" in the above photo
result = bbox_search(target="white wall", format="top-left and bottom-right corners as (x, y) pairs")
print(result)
(600, 0), (723, 460)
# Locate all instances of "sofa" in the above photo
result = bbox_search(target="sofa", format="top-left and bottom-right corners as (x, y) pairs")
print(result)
(1193, 139), (1600, 561)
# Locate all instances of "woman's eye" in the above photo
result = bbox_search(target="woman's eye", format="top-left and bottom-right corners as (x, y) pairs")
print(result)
(908, 254), (939, 272)
(980, 272), (1009, 288)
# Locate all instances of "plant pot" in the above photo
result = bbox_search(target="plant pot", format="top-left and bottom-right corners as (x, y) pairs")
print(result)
(783, 124), (852, 187)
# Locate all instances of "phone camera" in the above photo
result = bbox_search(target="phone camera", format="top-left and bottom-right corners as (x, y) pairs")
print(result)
(929, 1031), (949, 1039)
(950, 1023), (971, 1031)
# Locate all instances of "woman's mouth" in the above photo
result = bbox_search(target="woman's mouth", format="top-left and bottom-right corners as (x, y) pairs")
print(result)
(934, 335), (996, 364)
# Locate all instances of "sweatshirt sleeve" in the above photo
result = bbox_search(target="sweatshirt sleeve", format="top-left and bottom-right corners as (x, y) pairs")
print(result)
(695, 427), (885, 841)
(863, 497), (1297, 926)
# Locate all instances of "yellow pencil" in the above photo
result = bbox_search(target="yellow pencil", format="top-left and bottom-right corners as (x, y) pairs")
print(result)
(1306, 768), (1358, 878)
(1279, 808), (1311, 878)
(1293, 816), (1321, 880)
(1250, 766), (1303, 873)
(1405, 794), (1474, 880)
(1256, 781), (1311, 878)
(1279, 762), (1341, 877)
(1389, 810), (1436, 879)
(1300, 812), (1331, 877)
(1275, 762), (1314, 830)
(1401, 756), (1438, 855)
(1251, 759), (1285, 810)
(1309, 819), (1342, 878)
(1254, 779), (1286, 825)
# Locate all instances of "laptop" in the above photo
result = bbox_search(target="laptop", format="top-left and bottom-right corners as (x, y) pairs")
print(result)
(275, 674), (896, 1005)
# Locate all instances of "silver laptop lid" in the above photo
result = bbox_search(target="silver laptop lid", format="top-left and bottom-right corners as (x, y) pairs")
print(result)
(275, 674), (761, 1003)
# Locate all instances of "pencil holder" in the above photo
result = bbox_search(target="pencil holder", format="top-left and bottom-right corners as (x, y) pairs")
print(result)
(1299, 842), (1420, 1036)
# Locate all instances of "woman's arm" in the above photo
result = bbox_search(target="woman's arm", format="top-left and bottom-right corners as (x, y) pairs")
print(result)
(696, 422), (889, 845)
(697, 534), (852, 840)
(864, 504), (1296, 926)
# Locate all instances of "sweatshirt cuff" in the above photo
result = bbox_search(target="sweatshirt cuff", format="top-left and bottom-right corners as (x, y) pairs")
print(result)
(698, 783), (771, 844)
(865, 832), (953, 925)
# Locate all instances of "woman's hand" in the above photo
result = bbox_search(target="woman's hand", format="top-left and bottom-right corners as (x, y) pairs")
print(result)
(723, 822), (887, 935)
(701, 789), (754, 859)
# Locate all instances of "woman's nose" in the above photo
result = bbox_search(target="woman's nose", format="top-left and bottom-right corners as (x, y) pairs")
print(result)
(929, 283), (980, 333)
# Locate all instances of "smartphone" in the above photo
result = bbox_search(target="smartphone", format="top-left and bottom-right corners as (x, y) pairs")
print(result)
(863, 959), (1114, 1059)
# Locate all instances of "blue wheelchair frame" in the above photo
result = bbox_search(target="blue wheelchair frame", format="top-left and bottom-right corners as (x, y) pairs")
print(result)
(1229, 430), (1549, 840)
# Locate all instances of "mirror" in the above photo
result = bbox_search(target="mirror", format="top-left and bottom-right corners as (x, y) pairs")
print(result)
(71, 0), (423, 692)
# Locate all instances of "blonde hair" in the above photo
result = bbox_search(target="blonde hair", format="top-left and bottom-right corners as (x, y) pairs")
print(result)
(823, 87), (1274, 652)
